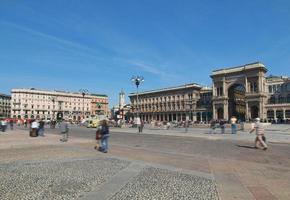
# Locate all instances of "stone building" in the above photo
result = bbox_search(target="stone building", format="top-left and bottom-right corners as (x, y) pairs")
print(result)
(265, 75), (290, 122)
(130, 62), (290, 123)
(0, 93), (11, 118)
(90, 94), (109, 116)
(11, 88), (108, 121)
(211, 62), (268, 121)
(211, 62), (290, 122)
(129, 83), (212, 123)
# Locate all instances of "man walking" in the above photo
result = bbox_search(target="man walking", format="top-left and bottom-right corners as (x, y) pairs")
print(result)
(249, 118), (267, 150)
(38, 119), (45, 136)
(230, 116), (237, 134)
(60, 119), (69, 142)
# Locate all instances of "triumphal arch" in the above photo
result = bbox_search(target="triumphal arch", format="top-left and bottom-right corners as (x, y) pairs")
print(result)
(211, 62), (267, 121)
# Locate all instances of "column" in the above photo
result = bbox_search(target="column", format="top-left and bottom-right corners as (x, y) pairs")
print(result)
(200, 111), (203, 122)
(245, 101), (249, 121)
(283, 109), (286, 120)
(224, 101), (229, 120)
(192, 112), (197, 122)
(245, 76), (248, 93)
(274, 109), (277, 122)
(259, 98), (263, 120)
(222, 77), (226, 96)
(213, 103), (216, 120)
(212, 82), (216, 96)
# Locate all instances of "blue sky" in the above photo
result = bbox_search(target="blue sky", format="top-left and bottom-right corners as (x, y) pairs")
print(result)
(1, 0), (290, 106)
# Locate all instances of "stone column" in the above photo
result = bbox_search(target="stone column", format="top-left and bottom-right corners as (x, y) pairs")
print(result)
(192, 112), (197, 122)
(245, 101), (249, 121)
(223, 101), (229, 120)
(222, 77), (226, 96)
(200, 111), (203, 122)
(213, 103), (216, 120)
(274, 109), (277, 122)
(283, 109), (286, 120)
(212, 82), (216, 96)
(259, 99), (262, 119)
(245, 76), (248, 93)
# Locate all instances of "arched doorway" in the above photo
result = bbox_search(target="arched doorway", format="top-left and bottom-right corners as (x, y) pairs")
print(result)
(251, 106), (259, 119)
(217, 108), (224, 119)
(228, 84), (246, 121)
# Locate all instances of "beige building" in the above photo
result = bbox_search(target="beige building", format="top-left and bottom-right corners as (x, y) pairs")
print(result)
(211, 62), (290, 122)
(0, 93), (11, 118)
(11, 88), (108, 121)
(130, 62), (290, 123)
(129, 83), (212, 122)
(265, 75), (290, 122)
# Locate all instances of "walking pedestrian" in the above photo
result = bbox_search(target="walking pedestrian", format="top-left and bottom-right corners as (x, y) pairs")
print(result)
(38, 119), (45, 136)
(230, 116), (237, 134)
(30, 120), (39, 137)
(136, 117), (141, 133)
(99, 120), (109, 153)
(1, 119), (7, 132)
(210, 120), (216, 134)
(9, 119), (14, 130)
(249, 118), (267, 150)
(140, 119), (144, 133)
(219, 120), (226, 134)
(60, 119), (69, 142)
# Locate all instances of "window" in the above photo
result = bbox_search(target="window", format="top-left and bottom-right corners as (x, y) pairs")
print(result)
(269, 85), (273, 93)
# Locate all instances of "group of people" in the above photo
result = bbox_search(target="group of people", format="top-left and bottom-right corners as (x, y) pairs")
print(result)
(29, 119), (45, 137)
(210, 116), (267, 150)
(0, 119), (14, 132)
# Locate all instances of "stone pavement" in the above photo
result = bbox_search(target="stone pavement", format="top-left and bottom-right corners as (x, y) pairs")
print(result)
(1, 128), (290, 199)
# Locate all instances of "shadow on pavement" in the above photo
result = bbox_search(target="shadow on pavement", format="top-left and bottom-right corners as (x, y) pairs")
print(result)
(236, 144), (256, 149)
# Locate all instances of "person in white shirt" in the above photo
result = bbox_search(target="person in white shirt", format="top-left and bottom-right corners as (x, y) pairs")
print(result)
(250, 118), (267, 150)
(30, 120), (39, 137)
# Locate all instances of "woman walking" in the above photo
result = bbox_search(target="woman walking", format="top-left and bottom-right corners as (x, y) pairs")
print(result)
(99, 120), (110, 153)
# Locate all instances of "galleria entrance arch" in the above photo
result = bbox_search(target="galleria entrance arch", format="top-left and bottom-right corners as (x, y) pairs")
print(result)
(228, 84), (246, 121)
(211, 62), (268, 121)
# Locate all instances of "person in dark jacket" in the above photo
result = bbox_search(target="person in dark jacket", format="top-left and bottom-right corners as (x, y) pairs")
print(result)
(60, 119), (69, 142)
(99, 120), (109, 153)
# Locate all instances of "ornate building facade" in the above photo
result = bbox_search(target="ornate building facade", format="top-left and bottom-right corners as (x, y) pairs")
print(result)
(130, 62), (290, 122)
(129, 83), (212, 123)
(11, 88), (108, 121)
(0, 93), (11, 118)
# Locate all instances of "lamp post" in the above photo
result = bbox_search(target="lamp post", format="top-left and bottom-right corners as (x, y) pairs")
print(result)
(79, 89), (89, 119)
(49, 97), (56, 120)
(131, 76), (144, 120)
(185, 99), (193, 133)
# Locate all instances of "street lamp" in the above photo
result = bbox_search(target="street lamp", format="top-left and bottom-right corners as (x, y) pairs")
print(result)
(131, 76), (144, 119)
(79, 89), (89, 119)
(49, 96), (57, 120)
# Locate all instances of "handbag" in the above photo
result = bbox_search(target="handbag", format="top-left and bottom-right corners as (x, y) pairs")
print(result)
(96, 130), (102, 140)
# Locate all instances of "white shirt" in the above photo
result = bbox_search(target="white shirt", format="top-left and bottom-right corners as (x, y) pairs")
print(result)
(135, 117), (141, 125)
(31, 121), (39, 128)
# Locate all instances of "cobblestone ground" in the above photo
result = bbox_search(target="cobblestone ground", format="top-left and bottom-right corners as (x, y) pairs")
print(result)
(110, 167), (218, 200)
(0, 158), (130, 200)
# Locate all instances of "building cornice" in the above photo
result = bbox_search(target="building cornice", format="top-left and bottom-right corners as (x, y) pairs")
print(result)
(211, 62), (267, 77)
(129, 83), (202, 97)
(11, 88), (107, 99)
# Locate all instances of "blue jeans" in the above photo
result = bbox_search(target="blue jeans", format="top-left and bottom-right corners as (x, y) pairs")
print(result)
(38, 128), (44, 136)
(101, 135), (109, 152)
(231, 124), (237, 134)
